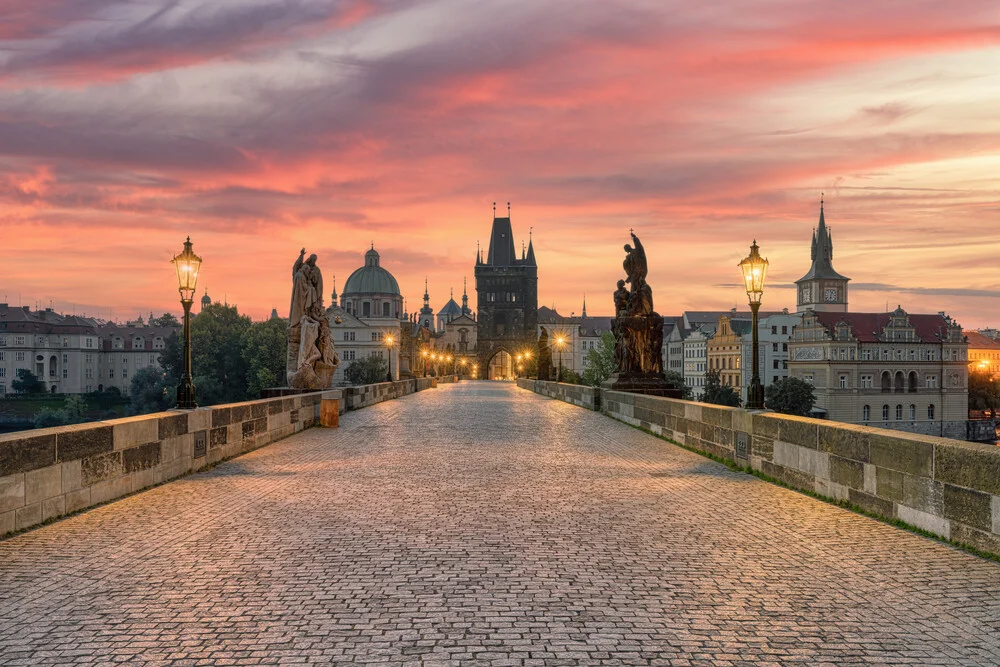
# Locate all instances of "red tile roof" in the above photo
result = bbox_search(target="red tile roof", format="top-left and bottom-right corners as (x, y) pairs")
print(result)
(813, 312), (953, 343)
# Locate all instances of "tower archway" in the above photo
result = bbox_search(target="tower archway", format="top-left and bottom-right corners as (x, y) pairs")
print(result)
(486, 349), (513, 381)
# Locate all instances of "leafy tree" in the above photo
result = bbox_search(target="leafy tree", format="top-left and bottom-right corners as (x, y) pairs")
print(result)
(149, 312), (181, 327)
(765, 377), (815, 416)
(241, 317), (288, 398)
(969, 370), (1000, 419)
(701, 369), (742, 407)
(582, 333), (616, 387)
(33, 395), (88, 429)
(129, 366), (175, 415)
(158, 332), (183, 385)
(663, 370), (694, 400)
(558, 366), (584, 385)
(63, 395), (87, 422)
(344, 355), (389, 385)
(11, 369), (46, 395)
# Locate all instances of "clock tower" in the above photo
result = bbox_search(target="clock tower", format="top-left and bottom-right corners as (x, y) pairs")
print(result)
(795, 198), (849, 313)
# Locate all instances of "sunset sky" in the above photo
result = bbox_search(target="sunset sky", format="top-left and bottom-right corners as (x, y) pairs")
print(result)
(1, 0), (999, 326)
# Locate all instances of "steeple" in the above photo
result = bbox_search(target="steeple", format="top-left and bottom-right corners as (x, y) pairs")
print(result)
(796, 195), (850, 313)
(582, 294), (587, 318)
(331, 275), (337, 304)
(525, 229), (536, 266)
(423, 278), (430, 309)
(462, 277), (470, 315)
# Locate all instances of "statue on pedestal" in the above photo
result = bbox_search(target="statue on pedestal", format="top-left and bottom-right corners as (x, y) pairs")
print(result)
(605, 232), (680, 398)
(287, 249), (339, 389)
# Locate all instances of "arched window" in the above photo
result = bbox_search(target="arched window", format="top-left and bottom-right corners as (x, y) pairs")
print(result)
(362, 301), (371, 318)
(896, 404), (903, 420)
(928, 404), (935, 420)
(909, 404), (916, 420)
(863, 405), (870, 421)
(382, 302), (390, 317)
(894, 371), (905, 393)
(908, 371), (918, 393)
(881, 372), (891, 393)
(882, 404), (889, 420)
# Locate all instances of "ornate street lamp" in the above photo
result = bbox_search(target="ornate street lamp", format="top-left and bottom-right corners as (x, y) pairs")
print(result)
(738, 240), (769, 409)
(554, 336), (566, 383)
(421, 348), (429, 377)
(383, 334), (395, 382)
(171, 236), (202, 409)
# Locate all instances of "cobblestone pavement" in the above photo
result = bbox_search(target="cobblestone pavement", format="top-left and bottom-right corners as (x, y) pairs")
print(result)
(2, 383), (1000, 666)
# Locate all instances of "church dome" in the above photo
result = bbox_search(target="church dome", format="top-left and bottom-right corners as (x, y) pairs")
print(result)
(343, 248), (400, 296)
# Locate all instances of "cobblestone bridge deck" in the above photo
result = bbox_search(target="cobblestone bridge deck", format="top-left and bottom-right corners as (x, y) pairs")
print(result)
(2, 382), (1000, 666)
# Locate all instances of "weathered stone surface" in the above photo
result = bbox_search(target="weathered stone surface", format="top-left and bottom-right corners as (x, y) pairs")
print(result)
(818, 424), (870, 463)
(896, 504), (950, 539)
(211, 407), (232, 428)
(209, 426), (228, 448)
(0, 434), (56, 477)
(123, 442), (162, 473)
(24, 465), (61, 505)
(0, 474), (25, 513)
(61, 460), (82, 494)
(14, 502), (41, 531)
(876, 466), (904, 503)
(943, 483), (993, 532)
(829, 456), (864, 489)
(751, 412), (782, 439)
(186, 408), (212, 434)
(848, 488), (894, 517)
(157, 413), (188, 440)
(869, 433), (933, 477)
(81, 452), (124, 486)
(902, 475), (943, 515)
(56, 425), (113, 462)
(110, 416), (159, 452)
(934, 441), (1000, 496)
(778, 417), (819, 449)
(251, 403), (267, 419)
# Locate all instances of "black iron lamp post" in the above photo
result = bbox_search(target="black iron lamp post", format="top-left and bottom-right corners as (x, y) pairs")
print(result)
(171, 236), (202, 409)
(554, 336), (566, 382)
(384, 334), (395, 382)
(739, 240), (769, 410)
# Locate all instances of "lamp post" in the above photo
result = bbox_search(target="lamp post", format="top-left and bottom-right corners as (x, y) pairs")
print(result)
(171, 236), (202, 409)
(738, 240), (769, 410)
(421, 349), (429, 377)
(554, 336), (566, 382)
(383, 334), (395, 382)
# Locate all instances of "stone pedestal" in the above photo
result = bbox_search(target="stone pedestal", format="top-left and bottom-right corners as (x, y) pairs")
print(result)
(604, 372), (682, 398)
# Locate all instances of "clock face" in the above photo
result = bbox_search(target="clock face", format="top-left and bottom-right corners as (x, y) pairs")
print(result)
(825, 288), (838, 302)
(801, 287), (811, 302)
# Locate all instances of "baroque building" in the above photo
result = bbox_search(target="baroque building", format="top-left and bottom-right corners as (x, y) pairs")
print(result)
(474, 210), (538, 380)
(796, 199), (849, 312)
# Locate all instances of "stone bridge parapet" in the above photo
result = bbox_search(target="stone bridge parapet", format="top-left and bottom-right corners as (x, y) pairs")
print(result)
(521, 379), (1000, 557)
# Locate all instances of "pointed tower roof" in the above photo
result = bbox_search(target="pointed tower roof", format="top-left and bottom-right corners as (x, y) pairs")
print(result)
(331, 275), (337, 303)
(461, 277), (471, 315)
(796, 197), (849, 283)
(486, 215), (517, 266)
(420, 277), (433, 316)
(582, 294), (587, 318)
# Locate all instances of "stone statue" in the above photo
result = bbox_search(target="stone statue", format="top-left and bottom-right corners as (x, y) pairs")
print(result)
(605, 232), (679, 398)
(287, 248), (339, 389)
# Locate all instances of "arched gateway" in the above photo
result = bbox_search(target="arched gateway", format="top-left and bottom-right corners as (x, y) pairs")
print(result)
(485, 349), (514, 380)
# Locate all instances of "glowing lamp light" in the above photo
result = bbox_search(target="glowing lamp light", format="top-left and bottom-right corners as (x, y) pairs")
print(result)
(172, 236), (203, 301)
(738, 240), (769, 305)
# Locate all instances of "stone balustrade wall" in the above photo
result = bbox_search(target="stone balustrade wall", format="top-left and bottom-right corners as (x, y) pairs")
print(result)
(521, 379), (1000, 556)
(1, 379), (433, 538)
(516, 379), (600, 411)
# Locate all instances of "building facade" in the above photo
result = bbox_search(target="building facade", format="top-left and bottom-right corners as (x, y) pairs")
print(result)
(475, 213), (538, 380)
(740, 311), (803, 403)
(707, 315), (751, 390)
(795, 200), (849, 313)
(966, 330), (1000, 379)
(789, 307), (969, 438)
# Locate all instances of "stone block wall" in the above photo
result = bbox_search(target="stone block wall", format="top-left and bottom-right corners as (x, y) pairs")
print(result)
(516, 379), (600, 411)
(2, 379), (436, 539)
(522, 380), (1000, 556)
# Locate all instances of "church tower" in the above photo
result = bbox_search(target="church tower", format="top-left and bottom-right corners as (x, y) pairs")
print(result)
(419, 278), (434, 330)
(795, 198), (849, 313)
(474, 203), (538, 377)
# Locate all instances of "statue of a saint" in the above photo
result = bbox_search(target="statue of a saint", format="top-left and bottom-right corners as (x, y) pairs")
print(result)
(287, 249), (339, 389)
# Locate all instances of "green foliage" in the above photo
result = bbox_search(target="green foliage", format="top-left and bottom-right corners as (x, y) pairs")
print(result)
(32, 395), (88, 429)
(129, 366), (175, 415)
(701, 369), (742, 407)
(969, 370), (1000, 417)
(149, 312), (181, 327)
(582, 333), (616, 387)
(241, 317), (288, 398)
(158, 332), (182, 384)
(11, 369), (46, 395)
(558, 366), (584, 385)
(765, 376), (816, 416)
(344, 355), (389, 385)
(663, 370), (694, 400)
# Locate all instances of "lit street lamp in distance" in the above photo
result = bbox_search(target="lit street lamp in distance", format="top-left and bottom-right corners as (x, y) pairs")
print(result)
(171, 236), (202, 409)
(383, 333), (396, 382)
(738, 239), (769, 410)
(553, 335), (567, 383)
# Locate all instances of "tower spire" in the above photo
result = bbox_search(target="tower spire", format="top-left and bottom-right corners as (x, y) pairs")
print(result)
(331, 275), (337, 303)
(582, 293), (587, 318)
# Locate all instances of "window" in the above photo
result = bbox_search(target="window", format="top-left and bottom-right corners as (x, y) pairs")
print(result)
(862, 349), (872, 361)
(928, 404), (935, 419)
(122, 356), (128, 365)
(926, 375), (938, 389)
(839, 375), (848, 389)
(15, 352), (25, 362)
(113, 338), (123, 349)
(772, 343), (778, 352)
(782, 361), (788, 369)
(0, 352), (4, 361)
(14, 336), (25, 345)
(0, 336), (5, 346)
(782, 343), (788, 352)
(0, 384), (5, 395)
(896, 404), (903, 420)
(773, 375), (779, 383)
(805, 374), (814, 385)
(882, 405), (889, 420)
(343, 332), (350, 341)
(109, 369), (114, 379)
(122, 369), (128, 379)
(86, 338), (94, 349)
(62, 368), (67, 379)
(908, 371), (918, 393)
(773, 360), (779, 369)
(909, 404), (916, 420)
(861, 375), (873, 389)
(382, 302), (390, 317)
(62, 354), (68, 364)
(362, 302), (371, 317)
(771, 326), (777, 335)
(62, 337), (69, 348)
(149, 355), (155, 365)
(781, 325), (788, 335)
(0, 368), (4, 378)
(863, 405), (870, 421)
(85, 368), (93, 379)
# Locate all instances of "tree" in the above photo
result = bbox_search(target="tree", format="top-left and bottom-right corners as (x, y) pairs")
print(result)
(241, 317), (288, 398)
(344, 355), (388, 385)
(765, 377), (815, 416)
(969, 370), (1000, 418)
(701, 369), (741, 407)
(129, 366), (175, 415)
(149, 312), (181, 327)
(11, 369), (45, 395)
(582, 333), (616, 387)
(33, 395), (88, 429)
(558, 366), (584, 385)
(663, 370), (694, 400)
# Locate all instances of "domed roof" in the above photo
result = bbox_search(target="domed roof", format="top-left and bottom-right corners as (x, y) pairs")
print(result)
(343, 247), (401, 296)
(438, 298), (462, 316)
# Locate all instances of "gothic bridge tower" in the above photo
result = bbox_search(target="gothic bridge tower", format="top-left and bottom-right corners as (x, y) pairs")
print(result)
(474, 203), (538, 379)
